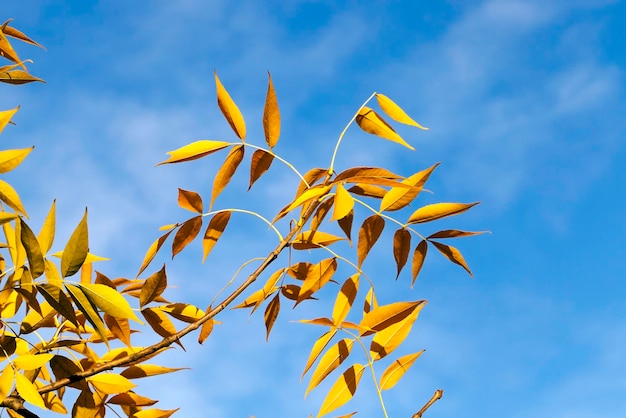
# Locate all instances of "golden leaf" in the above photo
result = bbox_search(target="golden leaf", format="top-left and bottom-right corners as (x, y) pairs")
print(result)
(0, 107), (19, 134)
(133, 408), (180, 418)
(108, 392), (157, 407)
(104, 314), (131, 347)
(0, 69), (44, 85)
(61, 209), (88, 277)
(264, 293), (281, 341)
(299, 317), (335, 327)
(0, 366), (13, 400)
(297, 258), (337, 304)
(19, 219), (44, 278)
(427, 229), (487, 239)
(310, 198), (334, 233)
(392, 228), (411, 279)
(347, 183), (387, 199)
(141, 308), (180, 347)
(2, 21), (44, 48)
(215, 71), (246, 140)
(376, 94), (429, 129)
(37, 199), (55, 254)
(306, 338), (355, 396)
(172, 216), (202, 258)
(202, 211), (231, 262)
(65, 284), (108, 345)
(370, 305), (423, 361)
(0, 147), (33, 174)
(332, 274), (360, 325)
(210, 144), (245, 209)
(13, 353), (53, 370)
(159, 303), (205, 323)
(317, 364), (365, 418)
(430, 241), (473, 277)
(15, 371), (45, 409)
(363, 287), (378, 314)
(302, 329), (337, 379)
(138, 229), (174, 277)
(359, 300), (426, 337)
(331, 183), (354, 222)
(157, 140), (230, 165)
(198, 317), (214, 344)
(248, 149), (274, 190)
(292, 230), (345, 250)
(380, 350), (425, 390)
(296, 167), (328, 198)
(120, 364), (185, 379)
(80, 283), (142, 323)
(379, 163), (439, 212)
(87, 373), (136, 395)
(140, 264), (167, 308)
(263, 72), (280, 148)
(337, 210), (354, 244)
(356, 107), (414, 150)
(0, 179), (27, 216)
(407, 202), (480, 224)
(357, 215), (385, 268)
(334, 167), (401, 182)
(283, 184), (331, 216)
(177, 188), (203, 214)
(411, 240), (428, 287)
(0, 31), (22, 65)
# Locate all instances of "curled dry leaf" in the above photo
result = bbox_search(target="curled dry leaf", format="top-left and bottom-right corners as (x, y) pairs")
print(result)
(427, 229), (487, 239)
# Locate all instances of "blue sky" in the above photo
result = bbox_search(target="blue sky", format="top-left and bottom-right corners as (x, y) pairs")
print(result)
(2, 1), (626, 417)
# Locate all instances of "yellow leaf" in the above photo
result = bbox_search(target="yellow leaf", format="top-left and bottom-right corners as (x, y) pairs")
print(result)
(104, 314), (131, 347)
(295, 167), (328, 198)
(87, 373), (136, 395)
(71, 390), (101, 417)
(15, 371), (45, 409)
(172, 216), (202, 258)
(299, 317), (335, 327)
(379, 350), (425, 390)
(2, 21), (44, 48)
(362, 287), (378, 314)
(379, 163), (439, 212)
(248, 149), (274, 190)
(0, 69), (44, 85)
(317, 364), (365, 418)
(61, 209), (88, 277)
(198, 317), (215, 344)
(0, 366), (13, 401)
(370, 304), (423, 361)
(108, 392), (157, 407)
(159, 303), (205, 323)
(81, 283), (142, 323)
(359, 300), (426, 336)
(140, 264), (167, 307)
(331, 183), (354, 222)
(302, 329), (337, 379)
(215, 71), (246, 140)
(19, 219), (44, 278)
(0, 32), (23, 65)
(210, 145), (245, 209)
(347, 183), (387, 199)
(13, 353), (53, 370)
(0, 179), (27, 216)
(356, 107), (414, 150)
(297, 258), (337, 304)
(133, 408), (180, 418)
(37, 199), (56, 254)
(376, 94), (429, 130)
(0, 107), (19, 133)
(64, 284), (108, 343)
(142, 308), (178, 341)
(42, 390), (67, 414)
(264, 293), (281, 341)
(284, 184), (331, 215)
(157, 140), (230, 165)
(137, 229), (173, 277)
(120, 364), (185, 379)
(306, 338), (354, 397)
(411, 240), (428, 287)
(310, 198), (334, 233)
(177, 188), (203, 214)
(292, 230), (345, 250)
(392, 228), (411, 279)
(407, 202), (480, 224)
(0, 146), (33, 174)
(202, 211), (231, 262)
(430, 241), (473, 277)
(332, 274), (359, 325)
(263, 72), (280, 148)
(357, 215), (384, 268)
(334, 167), (402, 183)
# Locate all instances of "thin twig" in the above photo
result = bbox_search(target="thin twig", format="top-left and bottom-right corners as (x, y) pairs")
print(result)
(412, 389), (443, 418)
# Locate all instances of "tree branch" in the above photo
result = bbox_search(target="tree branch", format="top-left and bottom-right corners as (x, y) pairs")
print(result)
(0, 396), (40, 418)
(411, 389), (443, 418)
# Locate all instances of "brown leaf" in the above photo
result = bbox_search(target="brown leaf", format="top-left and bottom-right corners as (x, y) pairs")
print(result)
(427, 229), (487, 239)
(177, 188), (203, 214)
(137, 229), (174, 277)
(357, 215), (385, 268)
(334, 167), (401, 183)
(264, 293), (281, 341)
(310, 197), (334, 233)
(215, 71), (246, 140)
(430, 240), (473, 277)
(393, 228), (411, 279)
(347, 183), (387, 199)
(263, 72), (280, 148)
(139, 264), (167, 307)
(141, 308), (181, 347)
(407, 202), (480, 224)
(210, 145), (245, 209)
(337, 210), (354, 244)
(281, 284), (301, 301)
(171, 216), (202, 258)
(202, 211), (231, 262)
(411, 240), (428, 287)
(104, 314), (131, 347)
(248, 149), (274, 190)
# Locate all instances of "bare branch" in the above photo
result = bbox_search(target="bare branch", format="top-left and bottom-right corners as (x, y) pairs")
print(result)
(412, 389), (443, 418)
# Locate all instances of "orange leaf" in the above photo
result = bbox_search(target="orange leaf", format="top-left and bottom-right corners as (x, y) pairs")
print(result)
(317, 364), (365, 418)
(292, 230), (345, 250)
(427, 229), (487, 239)
(310, 198), (335, 233)
(430, 241), (473, 277)
(376, 94), (429, 129)
(214, 71), (246, 140)
(356, 107), (414, 150)
(157, 140), (230, 165)
(337, 210), (354, 244)
(379, 350), (425, 391)
(137, 229), (173, 277)
(357, 215), (385, 267)
(139, 264), (167, 307)
(263, 72), (280, 148)
(177, 188), (203, 214)
(331, 183), (354, 221)
(359, 300), (426, 337)
(332, 274), (359, 325)
(104, 314), (131, 347)
(363, 287), (378, 314)
(306, 338), (355, 396)
(297, 258), (337, 304)
(302, 329), (337, 379)
(141, 308), (180, 346)
(411, 240), (428, 287)
(379, 163), (439, 212)
(296, 167), (328, 198)
(202, 211), (231, 262)
(248, 149), (274, 190)
(393, 228), (411, 279)
(407, 202), (480, 224)
(198, 317), (215, 344)
(171, 216), (202, 258)
(334, 167), (401, 183)
(299, 317), (335, 327)
(264, 293), (280, 341)
(347, 183), (387, 199)
(211, 145), (245, 209)
(370, 304), (424, 361)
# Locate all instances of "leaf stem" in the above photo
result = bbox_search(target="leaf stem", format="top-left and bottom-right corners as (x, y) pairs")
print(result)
(204, 208), (284, 241)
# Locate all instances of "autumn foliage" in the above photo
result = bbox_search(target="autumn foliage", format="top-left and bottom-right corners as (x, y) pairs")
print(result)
(0, 21), (482, 418)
